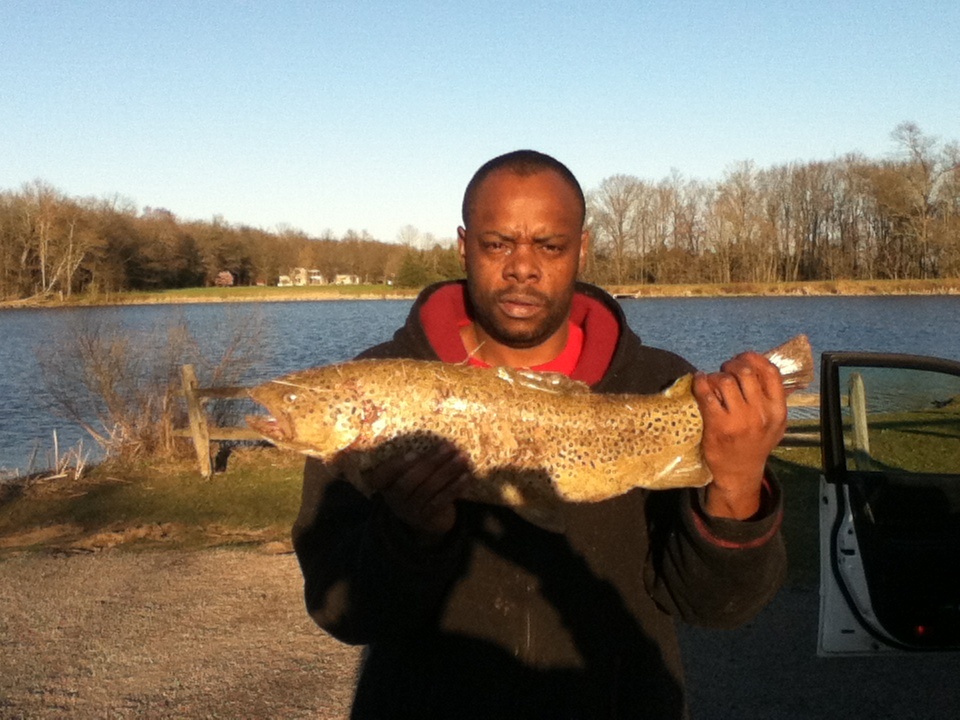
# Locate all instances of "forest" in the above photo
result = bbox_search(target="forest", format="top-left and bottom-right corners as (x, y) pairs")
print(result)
(1, 123), (957, 302)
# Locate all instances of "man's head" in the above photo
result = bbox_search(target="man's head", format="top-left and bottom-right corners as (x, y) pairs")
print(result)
(457, 150), (589, 364)
(461, 150), (586, 229)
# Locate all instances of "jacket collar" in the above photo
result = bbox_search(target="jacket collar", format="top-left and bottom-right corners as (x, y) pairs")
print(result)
(415, 280), (621, 386)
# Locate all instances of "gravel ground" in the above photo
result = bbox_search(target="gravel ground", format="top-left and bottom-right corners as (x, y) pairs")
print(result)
(3, 549), (959, 719)
(0, 549), (360, 719)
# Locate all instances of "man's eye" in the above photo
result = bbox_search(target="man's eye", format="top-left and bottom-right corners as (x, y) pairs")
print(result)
(542, 244), (564, 254)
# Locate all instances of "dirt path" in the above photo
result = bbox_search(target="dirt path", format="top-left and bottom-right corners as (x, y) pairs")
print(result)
(0, 549), (360, 719)
(3, 549), (959, 719)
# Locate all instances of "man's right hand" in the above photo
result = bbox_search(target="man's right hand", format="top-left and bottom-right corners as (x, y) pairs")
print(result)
(363, 445), (471, 543)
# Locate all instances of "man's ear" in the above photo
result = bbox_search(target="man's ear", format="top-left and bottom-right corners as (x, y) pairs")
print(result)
(457, 226), (468, 271)
(578, 229), (590, 273)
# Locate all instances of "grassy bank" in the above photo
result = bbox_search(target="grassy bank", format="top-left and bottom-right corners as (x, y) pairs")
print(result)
(0, 447), (305, 553)
(607, 277), (960, 298)
(0, 443), (824, 587)
(1, 284), (418, 308)
(4, 277), (960, 309)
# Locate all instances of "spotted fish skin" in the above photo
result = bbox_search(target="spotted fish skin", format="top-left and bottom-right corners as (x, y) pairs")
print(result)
(246, 336), (812, 512)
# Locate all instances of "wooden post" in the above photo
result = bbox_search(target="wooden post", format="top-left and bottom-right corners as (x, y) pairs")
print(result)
(181, 364), (212, 478)
(848, 372), (871, 470)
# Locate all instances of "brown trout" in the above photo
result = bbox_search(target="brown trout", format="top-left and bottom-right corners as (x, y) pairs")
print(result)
(247, 335), (812, 517)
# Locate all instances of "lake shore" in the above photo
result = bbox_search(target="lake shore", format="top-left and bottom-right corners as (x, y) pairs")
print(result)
(3, 277), (960, 310)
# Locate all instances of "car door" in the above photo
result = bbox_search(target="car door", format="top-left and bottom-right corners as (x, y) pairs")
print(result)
(818, 351), (960, 655)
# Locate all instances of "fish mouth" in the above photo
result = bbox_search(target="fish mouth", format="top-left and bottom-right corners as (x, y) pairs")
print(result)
(246, 413), (293, 443)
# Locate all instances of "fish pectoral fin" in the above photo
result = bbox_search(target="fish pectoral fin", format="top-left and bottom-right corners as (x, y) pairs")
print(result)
(495, 367), (591, 395)
(645, 450), (712, 489)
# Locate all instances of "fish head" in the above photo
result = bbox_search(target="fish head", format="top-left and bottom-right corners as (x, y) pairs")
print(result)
(246, 373), (363, 459)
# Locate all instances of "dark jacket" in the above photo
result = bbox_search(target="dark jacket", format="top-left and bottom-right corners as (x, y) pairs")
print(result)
(292, 281), (786, 719)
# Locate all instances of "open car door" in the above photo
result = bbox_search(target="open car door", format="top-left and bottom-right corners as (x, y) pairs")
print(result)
(819, 351), (960, 654)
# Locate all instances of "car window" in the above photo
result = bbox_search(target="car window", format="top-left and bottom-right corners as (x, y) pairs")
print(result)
(838, 366), (960, 476)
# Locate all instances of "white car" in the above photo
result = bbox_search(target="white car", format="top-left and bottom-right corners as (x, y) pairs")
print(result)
(818, 350), (960, 654)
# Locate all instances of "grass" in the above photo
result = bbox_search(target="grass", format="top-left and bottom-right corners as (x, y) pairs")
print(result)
(32, 284), (418, 307)
(606, 277), (960, 298)
(0, 446), (306, 553)
(5, 277), (960, 309)
(0, 438), (828, 588)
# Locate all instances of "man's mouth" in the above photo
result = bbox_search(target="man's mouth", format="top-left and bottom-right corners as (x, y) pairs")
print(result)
(497, 294), (545, 319)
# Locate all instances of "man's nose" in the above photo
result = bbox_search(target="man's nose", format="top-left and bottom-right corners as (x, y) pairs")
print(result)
(503, 244), (541, 282)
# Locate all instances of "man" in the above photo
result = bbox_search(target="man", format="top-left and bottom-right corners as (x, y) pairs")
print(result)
(292, 150), (787, 719)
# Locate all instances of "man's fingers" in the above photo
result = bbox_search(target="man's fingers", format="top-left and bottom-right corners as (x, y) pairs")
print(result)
(401, 447), (468, 506)
(419, 471), (471, 520)
(363, 451), (418, 493)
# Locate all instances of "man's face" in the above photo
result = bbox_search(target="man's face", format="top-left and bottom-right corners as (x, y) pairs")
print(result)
(457, 169), (589, 349)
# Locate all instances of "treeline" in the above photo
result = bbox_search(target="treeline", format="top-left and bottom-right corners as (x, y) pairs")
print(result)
(0, 185), (462, 300)
(587, 123), (960, 285)
(2, 123), (957, 301)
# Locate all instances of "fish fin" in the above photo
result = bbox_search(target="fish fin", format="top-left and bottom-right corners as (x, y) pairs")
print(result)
(650, 452), (713, 488)
(661, 373), (694, 398)
(763, 334), (815, 390)
(495, 367), (591, 395)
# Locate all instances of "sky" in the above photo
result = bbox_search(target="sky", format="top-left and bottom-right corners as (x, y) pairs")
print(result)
(2, 1), (958, 244)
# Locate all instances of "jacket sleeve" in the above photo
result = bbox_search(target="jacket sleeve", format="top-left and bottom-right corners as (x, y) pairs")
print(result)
(643, 472), (787, 629)
(291, 457), (468, 645)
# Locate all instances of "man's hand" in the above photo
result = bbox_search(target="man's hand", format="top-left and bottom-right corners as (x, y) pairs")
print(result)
(692, 351), (788, 520)
(364, 444), (471, 543)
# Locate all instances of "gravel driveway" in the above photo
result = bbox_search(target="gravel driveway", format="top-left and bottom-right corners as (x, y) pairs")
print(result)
(2, 549), (958, 719)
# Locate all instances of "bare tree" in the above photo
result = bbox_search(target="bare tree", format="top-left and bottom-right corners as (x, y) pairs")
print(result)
(587, 175), (645, 284)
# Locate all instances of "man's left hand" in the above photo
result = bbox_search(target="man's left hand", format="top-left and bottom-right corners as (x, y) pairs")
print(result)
(692, 351), (788, 520)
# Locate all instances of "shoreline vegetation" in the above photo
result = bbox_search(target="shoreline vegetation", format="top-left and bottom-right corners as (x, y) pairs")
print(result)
(0, 445), (823, 589)
(3, 276), (960, 309)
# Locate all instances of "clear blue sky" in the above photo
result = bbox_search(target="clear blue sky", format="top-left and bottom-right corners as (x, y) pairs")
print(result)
(2, 1), (957, 244)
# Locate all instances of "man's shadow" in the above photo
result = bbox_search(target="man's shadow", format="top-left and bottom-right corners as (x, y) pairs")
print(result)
(294, 441), (685, 719)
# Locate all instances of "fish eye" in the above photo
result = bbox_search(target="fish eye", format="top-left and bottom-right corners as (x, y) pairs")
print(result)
(285, 393), (298, 403)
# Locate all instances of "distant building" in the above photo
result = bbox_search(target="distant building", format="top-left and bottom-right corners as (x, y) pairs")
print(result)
(277, 275), (293, 287)
(334, 274), (361, 285)
(292, 268), (309, 286)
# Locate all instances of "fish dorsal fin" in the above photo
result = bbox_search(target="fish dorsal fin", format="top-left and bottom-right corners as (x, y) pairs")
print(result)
(662, 373), (694, 398)
(495, 367), (591, 395)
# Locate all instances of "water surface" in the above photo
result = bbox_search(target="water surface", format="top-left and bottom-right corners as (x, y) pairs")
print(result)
(2, 295), (958, 473)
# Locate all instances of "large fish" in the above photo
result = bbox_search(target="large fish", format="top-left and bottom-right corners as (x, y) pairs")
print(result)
(247, 335), (812, 522)
(247, 335), (813, 516)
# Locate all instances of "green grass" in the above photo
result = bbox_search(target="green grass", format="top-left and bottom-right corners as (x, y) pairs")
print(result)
(2, 439), (827, 589)
(10, 277), (960, 310)
(59, 284), (418, 306)
(0, 447), (306, 552)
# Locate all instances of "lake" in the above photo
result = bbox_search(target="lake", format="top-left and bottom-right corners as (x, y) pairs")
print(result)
(2, 294), (958, 474)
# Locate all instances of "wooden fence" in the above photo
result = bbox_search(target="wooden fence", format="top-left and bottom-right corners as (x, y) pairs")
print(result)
(177, 364), (825, 478)
(177, 364), (262, 478)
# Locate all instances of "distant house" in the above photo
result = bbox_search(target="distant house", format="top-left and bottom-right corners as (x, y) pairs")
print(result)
(285, 267), (328, 286)
(334, 274), (361, 285)
(291, 268), (308, 286)
(277, 275), (293, 287)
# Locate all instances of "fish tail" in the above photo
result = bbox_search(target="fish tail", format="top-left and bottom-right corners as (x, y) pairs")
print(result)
(762, 334), (814, 390)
